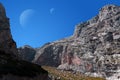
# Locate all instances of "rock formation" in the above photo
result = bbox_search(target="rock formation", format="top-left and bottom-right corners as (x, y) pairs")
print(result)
(0, 3), (49, 80)
(33, 4), (120, 80)
(18, 45), (36, 62)
(0, 3), (17, 56)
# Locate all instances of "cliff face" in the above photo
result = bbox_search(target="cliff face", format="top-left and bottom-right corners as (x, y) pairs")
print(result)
(0, 3), (49, 80)
(0, 3), (17, 56)
(33, 5), (120, 80)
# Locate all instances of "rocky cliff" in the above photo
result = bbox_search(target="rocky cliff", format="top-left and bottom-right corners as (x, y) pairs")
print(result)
(33, 4), (120, 80)
(0, 3), (17, 56)
(0, 3), (49, 80)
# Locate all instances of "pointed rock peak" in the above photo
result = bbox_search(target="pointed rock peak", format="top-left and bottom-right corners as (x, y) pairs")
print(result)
(99, 4), (120, 21)
(0, 3), (6, 17)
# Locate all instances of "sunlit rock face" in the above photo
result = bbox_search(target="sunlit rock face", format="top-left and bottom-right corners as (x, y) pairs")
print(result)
(33, 4), (120, 80)
(0, 3), (17, 55)
(99, 4), (120, 21)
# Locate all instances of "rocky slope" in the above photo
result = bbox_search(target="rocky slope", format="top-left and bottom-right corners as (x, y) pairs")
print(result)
(33, 4), (120, 80)
(42, 66), (105, 80)
(0, 3), (49, 80)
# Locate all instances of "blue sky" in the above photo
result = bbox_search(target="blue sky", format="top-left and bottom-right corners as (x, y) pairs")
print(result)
(0, 0), (120, 48)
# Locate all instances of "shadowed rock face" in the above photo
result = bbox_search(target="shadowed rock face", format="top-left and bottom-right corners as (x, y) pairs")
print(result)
(33, 4), (120, 79)
(0, 3), (17, 56)
(0, 3), (49, 80)
(18, 45), (36, 62)
(0, 50), (49, 80)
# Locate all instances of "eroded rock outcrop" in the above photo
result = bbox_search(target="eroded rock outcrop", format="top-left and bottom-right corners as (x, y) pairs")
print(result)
(34, 4), (120, 80)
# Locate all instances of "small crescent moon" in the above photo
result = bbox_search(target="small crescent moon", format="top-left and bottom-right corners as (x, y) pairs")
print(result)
(50, 8), (55, 14)
(20, 9), (35, 27)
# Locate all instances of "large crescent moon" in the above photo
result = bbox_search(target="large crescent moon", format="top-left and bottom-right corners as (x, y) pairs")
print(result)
(20, 9), (35, 27)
